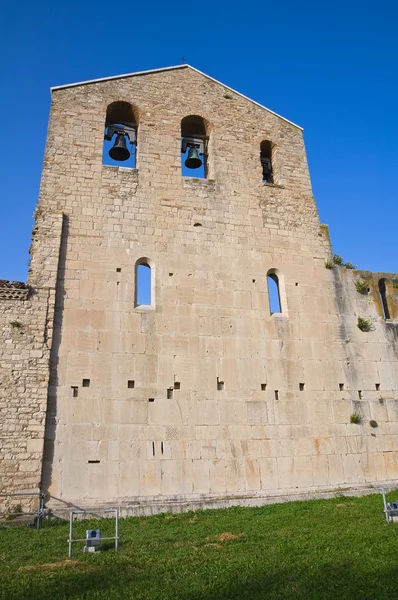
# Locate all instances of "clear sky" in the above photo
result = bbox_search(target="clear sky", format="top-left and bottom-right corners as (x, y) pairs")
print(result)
(1, 0), (397, 282)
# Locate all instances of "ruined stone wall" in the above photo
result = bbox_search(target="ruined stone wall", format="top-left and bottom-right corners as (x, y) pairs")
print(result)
(0, 284), (52, 508)
(9, 65), (398, 511)
(0, 210), (63, 510)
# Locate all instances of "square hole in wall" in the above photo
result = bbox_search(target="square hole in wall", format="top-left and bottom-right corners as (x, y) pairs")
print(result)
(148, 398), (155, 403)
(299, 383), (305, 391)
(116, 268), (121, 272)
(217, 377), (225, 391)
(261, 383), (267, 391)
(174, 381), (181, 390)
(375, 383), (380, 391)
(127, 380), (135, 389)
(82, 379), (90, 388)
(339, 383), (344, 391)
(71, 386), (78, 398)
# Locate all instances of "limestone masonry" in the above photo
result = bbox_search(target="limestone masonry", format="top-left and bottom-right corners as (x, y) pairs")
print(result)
(1, 65), (397, 514)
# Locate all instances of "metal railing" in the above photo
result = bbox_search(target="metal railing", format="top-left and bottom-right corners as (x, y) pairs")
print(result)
(0, 491), (45, 530)
(68, 508), (119, 557)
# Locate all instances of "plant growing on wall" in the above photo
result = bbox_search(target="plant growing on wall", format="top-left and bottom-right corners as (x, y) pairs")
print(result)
(325, 259), (334, 269)
(344, 261), (357, 270)
(355, 280), (368, 294)
(10, 320), (22, 329)
(392, 278), (398, 289)
(333, 254), (344, 266)
(357, 316), (374, 332)
(350, 412), (362, 424)
(369, 420), (378, 428)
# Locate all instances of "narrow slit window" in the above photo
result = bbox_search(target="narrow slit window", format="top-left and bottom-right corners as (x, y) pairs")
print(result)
(378, 278), (390, 320)
(260, 140), (274, 183)
(135, 258), (153, 307)
(103, 101), (137, 168)
(267, 273), (282, 314)
(181, 115), (209, 178)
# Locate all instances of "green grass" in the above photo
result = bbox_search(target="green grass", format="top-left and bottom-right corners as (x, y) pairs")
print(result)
(1, 493), (398, 599)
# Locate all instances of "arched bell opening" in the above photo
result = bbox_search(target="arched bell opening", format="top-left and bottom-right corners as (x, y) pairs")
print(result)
(181, 115), (210, 178)
(103, 101), (138, 168)
(378, 278), (391, 320)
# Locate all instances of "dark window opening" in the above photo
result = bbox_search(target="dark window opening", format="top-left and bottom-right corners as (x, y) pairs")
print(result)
(174, 381), (181, 390)
(161, 442), (164, 455)
(260, 140), (274, 183)
(116, 267), (121, 273)
(71, 386), (78, 398)
(88, 460), (100, 464)
(127, 380), (135, 389)
(375, 383), (380, 391)
(181, 115), (209, 178)
(358, 390), (362, 399)
(299, 383), (305, 391)
(274, 390), (279, 400)
(267, 273), (282, 314)
(261, 383), (267, 391)
(135, 260), (152, 306)
(167, 388), (173, 399)
(378, 278), (390, 320)
(82, 379), (90, 388)
(103, 101), (137, 168)
(152, 442), (155, 456)
(217, 377), (224, 391)
(339, 383), (344, 391)
(148, 398), (155, 403)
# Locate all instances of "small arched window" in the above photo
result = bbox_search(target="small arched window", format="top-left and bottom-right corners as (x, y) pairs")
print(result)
(135, 258), (155, 308)
(267, 269), (286, 315)
(181, 115), (209, 178)
(103, 101), (138, 168)
(260, 140), (274, 183)
(378, 278), (390, 320)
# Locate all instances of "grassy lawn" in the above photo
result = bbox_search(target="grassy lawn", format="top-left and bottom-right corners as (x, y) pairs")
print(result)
(1, 493), (398, 599)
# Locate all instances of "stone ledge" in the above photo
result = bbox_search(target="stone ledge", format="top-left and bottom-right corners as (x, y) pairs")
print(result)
(46, 481), (398, 519)
(0, 281), (31, 301)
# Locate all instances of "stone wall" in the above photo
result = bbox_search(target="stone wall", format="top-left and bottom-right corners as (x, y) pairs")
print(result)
(1, 65), (397, 512)
(0, 284), (52, 509)
(0, 209), (63, 511)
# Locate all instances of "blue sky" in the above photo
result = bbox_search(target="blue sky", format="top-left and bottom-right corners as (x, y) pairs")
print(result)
(1, 0), (397, 282)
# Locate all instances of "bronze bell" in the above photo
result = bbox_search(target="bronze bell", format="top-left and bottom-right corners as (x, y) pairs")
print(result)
(185, 146), (202, 169)
(109, 133), (131, 161)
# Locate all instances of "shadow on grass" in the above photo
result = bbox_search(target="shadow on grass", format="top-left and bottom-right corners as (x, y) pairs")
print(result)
(3, 559), (398, 600)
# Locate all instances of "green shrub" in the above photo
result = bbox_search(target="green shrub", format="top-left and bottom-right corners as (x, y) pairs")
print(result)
(333, 254), (344, 266)
(325, 259), (334, 269)
(344, 261), (357, 270)
(350, 412), (362, 424)
(369, 420), (378, 428)
(357, 316), (374, 332)
(355, 280), (368, 294)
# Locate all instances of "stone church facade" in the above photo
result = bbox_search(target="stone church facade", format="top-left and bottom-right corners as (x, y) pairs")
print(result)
(1, 65), (397, 513)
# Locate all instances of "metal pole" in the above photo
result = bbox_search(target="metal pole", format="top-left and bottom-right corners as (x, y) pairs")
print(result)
(115, 508), (119, 551)
(68, 511), (73, 557)
(381, 488), (389, 524)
